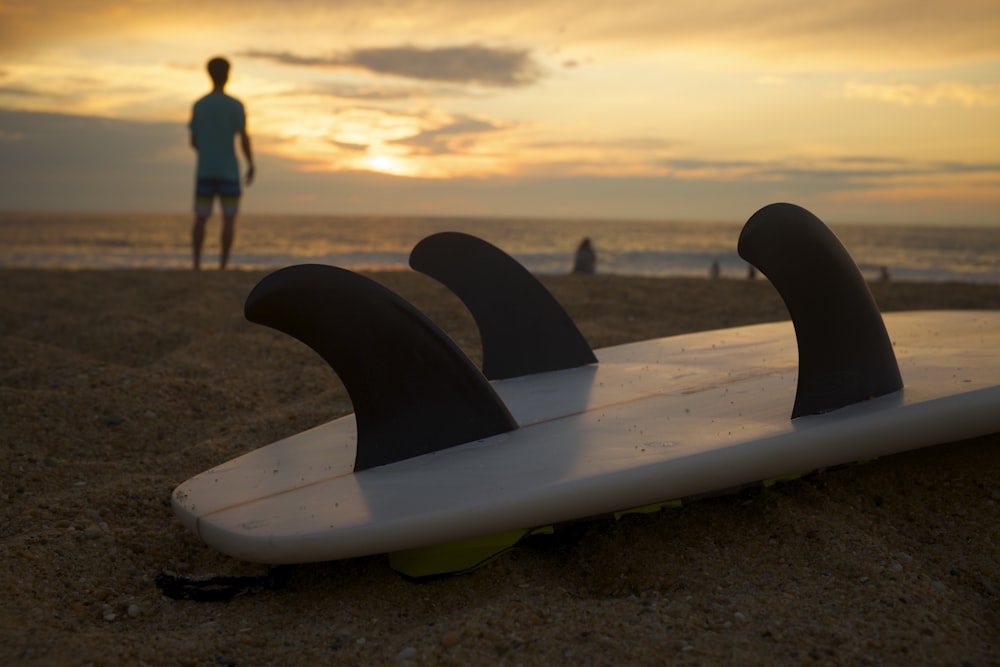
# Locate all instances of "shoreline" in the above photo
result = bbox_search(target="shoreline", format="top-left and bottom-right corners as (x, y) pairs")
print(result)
(2, 270), (998, 665)
(4, 265), (1000, 286)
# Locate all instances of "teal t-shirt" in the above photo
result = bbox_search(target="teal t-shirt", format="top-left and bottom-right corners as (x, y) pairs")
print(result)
(189, 92), (246, 180)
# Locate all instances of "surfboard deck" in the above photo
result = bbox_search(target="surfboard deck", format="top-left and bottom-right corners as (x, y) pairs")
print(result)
(171, 309), (1000, 566)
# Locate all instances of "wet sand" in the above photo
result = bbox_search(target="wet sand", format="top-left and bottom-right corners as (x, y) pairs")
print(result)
(2, 269), (998, 666)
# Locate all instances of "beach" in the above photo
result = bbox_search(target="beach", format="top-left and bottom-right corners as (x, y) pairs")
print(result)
(2, 268), (999, 666)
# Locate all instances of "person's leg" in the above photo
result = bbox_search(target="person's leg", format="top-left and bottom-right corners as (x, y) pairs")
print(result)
(192, 179), (214, 271)
(219, 185), (241, 270)
(220, 214), (236, 270)
(191, 215), (208, 270)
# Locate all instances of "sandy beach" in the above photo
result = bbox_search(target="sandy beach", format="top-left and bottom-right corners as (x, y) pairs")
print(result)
(2, 268), (998, 666)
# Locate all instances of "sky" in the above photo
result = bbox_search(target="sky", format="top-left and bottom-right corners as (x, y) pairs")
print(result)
(1, 0), (999, 226)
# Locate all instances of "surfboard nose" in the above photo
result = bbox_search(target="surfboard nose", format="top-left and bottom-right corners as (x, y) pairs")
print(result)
(739, 203), (902, 418)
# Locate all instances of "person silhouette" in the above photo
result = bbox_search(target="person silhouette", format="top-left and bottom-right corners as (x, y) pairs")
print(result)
(572, 237), (596, 275)
(188, 56), (255, 270)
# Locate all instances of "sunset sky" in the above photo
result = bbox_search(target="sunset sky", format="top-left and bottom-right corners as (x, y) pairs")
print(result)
(1, 0), (998, 225)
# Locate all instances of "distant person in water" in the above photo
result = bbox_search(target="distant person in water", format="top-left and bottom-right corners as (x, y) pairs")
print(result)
(709, 259), (720, 279)
(189, 56), (255, 270)
(572, 237), (596, 275)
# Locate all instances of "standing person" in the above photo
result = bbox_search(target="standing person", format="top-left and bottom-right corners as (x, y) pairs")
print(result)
(572, 237), (596, 275)
(189, 56), (255, 270)
(709, 259), (720, 279)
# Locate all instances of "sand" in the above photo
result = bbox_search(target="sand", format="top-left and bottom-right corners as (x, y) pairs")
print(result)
(1, 268), (998, 666)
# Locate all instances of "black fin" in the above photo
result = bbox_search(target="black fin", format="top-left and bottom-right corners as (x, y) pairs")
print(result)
(244, 264), (517, 471)
(409, 232), (597, 380)
(737, 203), (902, 418)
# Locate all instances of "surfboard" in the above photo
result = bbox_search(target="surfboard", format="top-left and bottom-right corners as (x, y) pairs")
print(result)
(171, 203), (1000, 577)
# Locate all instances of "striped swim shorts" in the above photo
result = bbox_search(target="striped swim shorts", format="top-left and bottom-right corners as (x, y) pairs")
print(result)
(194, 178), (241, 217)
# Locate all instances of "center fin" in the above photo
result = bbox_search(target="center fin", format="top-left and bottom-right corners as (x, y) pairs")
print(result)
(410, 231), (597, 380)
(244, 264), (518, 471)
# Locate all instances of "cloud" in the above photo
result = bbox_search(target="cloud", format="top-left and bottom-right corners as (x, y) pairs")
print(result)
(652, 154), (1000, 185)
(3, 107), (999, 225)
(549, 1), (1000, 66)
(659, 158), (762, 173)
(0, 108), (182, 165)
(770, 157), (1000, 185)
(0, 86), (41, 98)
(392, 117), (505, 155)
(0, 108), (190, 211)
(844, 81), (1000, 107)
(3, 0), (1000, 71)
(278, 81), (477, 102)
(331, 139), (368, 152)
(243, 44), (544, 87)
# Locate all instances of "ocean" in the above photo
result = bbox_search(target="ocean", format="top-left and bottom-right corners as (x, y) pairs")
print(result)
(1, 211), (998, 283)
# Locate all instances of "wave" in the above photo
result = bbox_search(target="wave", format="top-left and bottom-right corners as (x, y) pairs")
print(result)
(2, 211), (998, 283)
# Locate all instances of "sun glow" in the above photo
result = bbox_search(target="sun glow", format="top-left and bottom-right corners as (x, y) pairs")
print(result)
(363, 154), (413, 176)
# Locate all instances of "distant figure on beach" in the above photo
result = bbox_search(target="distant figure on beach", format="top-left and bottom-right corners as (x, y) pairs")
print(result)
(189, 56), (255, 270)
(879, 265), (891, 282)
(709, 259), (720, 279)
(746, 265), (757, 280)
(572, 237), (596, 275)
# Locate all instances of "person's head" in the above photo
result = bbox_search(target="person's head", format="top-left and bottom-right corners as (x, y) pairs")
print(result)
(207, 57), (230, 88)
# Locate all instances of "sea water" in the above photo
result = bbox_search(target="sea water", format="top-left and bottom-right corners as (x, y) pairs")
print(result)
(1, 211), (998, 283)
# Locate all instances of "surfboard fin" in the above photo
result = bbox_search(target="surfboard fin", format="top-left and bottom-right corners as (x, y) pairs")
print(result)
(388, 528), (529, 579)
(244, 264), (518, 471)
(738, 203), (903, 418)
(410, 231), (597, 380)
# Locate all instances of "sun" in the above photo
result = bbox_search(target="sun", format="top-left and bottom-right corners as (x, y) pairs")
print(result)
(364, 154), (413, 176)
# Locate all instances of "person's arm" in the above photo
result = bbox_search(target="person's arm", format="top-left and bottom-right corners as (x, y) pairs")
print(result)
(189, 131), (197, 150)
(240, 129), (255, 185)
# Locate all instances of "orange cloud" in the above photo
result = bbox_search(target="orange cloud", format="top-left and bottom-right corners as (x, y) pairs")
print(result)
(844, 81), (1000, 107)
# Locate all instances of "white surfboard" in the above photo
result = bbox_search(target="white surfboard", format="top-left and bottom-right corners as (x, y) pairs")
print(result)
(171, 204), (1000, 576)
